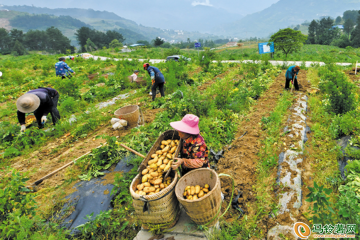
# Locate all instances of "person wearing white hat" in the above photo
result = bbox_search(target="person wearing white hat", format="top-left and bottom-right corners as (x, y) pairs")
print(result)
(17, 87), (60, 132)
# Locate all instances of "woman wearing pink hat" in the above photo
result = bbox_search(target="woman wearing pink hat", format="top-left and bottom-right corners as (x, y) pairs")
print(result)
(170, 114), (209, 173)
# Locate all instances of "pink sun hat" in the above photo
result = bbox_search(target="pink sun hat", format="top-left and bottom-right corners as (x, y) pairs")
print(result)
(170, 114), (200, 135)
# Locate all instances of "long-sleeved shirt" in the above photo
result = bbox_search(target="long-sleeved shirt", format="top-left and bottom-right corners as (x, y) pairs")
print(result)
(17, 88), (58, 125)
(181, 134), (209, 169)
(146, 66), (165, 83)
(285, 66), (298, 80)
(130, 73), (138, 82)
(55, 61), (74, 76)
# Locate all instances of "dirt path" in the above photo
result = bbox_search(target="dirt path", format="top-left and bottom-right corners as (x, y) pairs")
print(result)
(217, 71), (311, 224)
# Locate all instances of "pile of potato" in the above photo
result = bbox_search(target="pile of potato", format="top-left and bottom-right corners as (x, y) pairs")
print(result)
(183, 184), (210, 200)
(135, 139), (180, 196)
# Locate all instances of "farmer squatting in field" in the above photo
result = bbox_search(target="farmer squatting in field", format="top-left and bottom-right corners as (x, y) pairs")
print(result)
(170, 114), (209, 175)
(55, 57), (76, 79)
(143, 63), (165, 100)
(16, 87), (60, 132)
(285, 65), (300, 91)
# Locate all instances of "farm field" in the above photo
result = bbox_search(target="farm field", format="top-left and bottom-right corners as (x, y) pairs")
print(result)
(1, 48), (360, 239)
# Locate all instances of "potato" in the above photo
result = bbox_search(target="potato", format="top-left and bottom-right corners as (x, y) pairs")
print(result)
(150, 172), (159, 177)
(149, 187), (156, 192)
(165, 176), (171, 181)
(142, 175), (148, 183)
(167, 140), (172, 144)
(156, 150), (162, 155)
(148, 160), (155, 165)
(167, 180), (171, 185)
(195, 185), (200, 194)
(160, 144), (165, 149)
(142, 169), (149, 175)
(172, 153), (176, 158)
(187, 195), (193, 200)
(185, 186), (191, 191)
(155, 189), (160, 193)
(136, 190), (139, 194)
(162, 146), (170, 153)
(148, 192), (154, 195)
(171, 141), (176, 147)
(193, 195), (198, 200)
(157, 159), (163, 166)
(161, 140), (168, 145)
(150, 164), (157, 169)
(183, 191), (187, 197)
(138, 184), (145, 191)
(198, 190), (204, 198)
(139, 191), (146, 196)
(203, 188), (209, 193)
(144, 182), (150, 187)
(160, 183), (165, 189)
(164, 165), (170, 172)
(166, 153), (173, 159)
(190, 186), (195, 195)
(151, 154), (157, 158)
(160, 164), (166, 170)
(149, 169), (154, 173)
(187, 189), (191, 196)
(169, 146), (177, 154)
(204, 184), (209, 189)
(159, 156), (165, 161)
(154, 184), (160, 189)
(143, 187), (150, 193)
(164, 184), (168, 188)
(153, 178), (162, 185)
(163, 159), (169, 164)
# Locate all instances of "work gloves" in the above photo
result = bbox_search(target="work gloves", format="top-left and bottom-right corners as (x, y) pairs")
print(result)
(41, 116), (47, 124)
(20, 125), (26, 132)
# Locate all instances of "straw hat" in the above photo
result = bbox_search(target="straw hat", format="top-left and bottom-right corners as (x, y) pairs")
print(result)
(16, 94), (40, 113)
(170, 114), (200, 135)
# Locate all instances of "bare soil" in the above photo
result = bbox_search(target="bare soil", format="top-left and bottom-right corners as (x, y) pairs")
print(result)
(217, 71), (311, 234)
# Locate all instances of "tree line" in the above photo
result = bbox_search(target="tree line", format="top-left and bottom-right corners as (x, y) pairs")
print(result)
(0, 27), (74, 55)
(75, 27), (125, 52)
(307, 10), (360, 48)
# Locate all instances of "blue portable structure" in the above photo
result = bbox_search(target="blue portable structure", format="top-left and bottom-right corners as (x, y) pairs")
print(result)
(129, 44), (145, 47)
(258, 42), (274, 54)
(194, 42), (201, 48)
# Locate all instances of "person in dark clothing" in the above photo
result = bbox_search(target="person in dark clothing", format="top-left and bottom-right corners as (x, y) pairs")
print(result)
(285, 65), (300, 91)
(16, 87), (60, 132)
(143, 63), (165, 101)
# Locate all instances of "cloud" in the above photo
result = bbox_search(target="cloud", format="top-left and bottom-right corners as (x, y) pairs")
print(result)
(191, 0), (213, 7)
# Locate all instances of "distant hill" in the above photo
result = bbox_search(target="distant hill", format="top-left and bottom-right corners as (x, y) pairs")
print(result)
(3, 5), (220, 42)
(214, 0), (360, 38)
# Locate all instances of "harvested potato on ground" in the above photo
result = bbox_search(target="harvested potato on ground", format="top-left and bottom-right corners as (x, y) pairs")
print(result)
(203, 188), (209, 193)
(151, 154), (157, 158)
(142, 176), (148, 183)
(163, 159), (169, 164)
(162, 146), (170, 153)
(150, 172), (159, 177)
(171, 141), (175, 147)
(160, 145), (165, 149)
(204, 184), (209, 189)
(198, 190), (204, 198)
(144, 182), (150, 187)
(142, 169), (149, 175)
(153, 178), (162, 185)
(161, 140), (168, 145)
(156, 150), (162, 155)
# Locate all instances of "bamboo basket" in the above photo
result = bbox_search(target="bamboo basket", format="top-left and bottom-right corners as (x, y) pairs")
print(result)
(130, 130), (183, 229)
(114, 105), (140, 127)
(175, 168), (221, 227)
(130, 168), (180, 229)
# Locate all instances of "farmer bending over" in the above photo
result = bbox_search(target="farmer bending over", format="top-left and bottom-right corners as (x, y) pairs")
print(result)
(170, 114), (209, 175)
(55, 57), (75, 79)
(285, 65), (300, 91)
(17, 87), (60, 132)
(143, 63), (165, 100)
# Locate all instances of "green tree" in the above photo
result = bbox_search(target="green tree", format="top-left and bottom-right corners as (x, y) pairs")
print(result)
(23, 29), (48, 50)
(86, 38), (97, 52)
(0, 28), (11, 54)
(343, 10), (360, 23)
(46, 26), (73, 53)
(317, 17), (335, 45)
(109, 39), (123, 49)
(307, 20), (318, 44)
(12, 40), (27, 56)
(344, 19), (354, 38)
(153, 37), (164, 46)
(269, 28), (307, 58)
(335, 16), (342, 24)
(350, 11), (360, 48)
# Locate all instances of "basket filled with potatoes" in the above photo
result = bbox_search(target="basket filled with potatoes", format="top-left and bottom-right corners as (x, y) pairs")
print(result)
(183, 184), (210, 201)
(130, 130), (182, 228)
